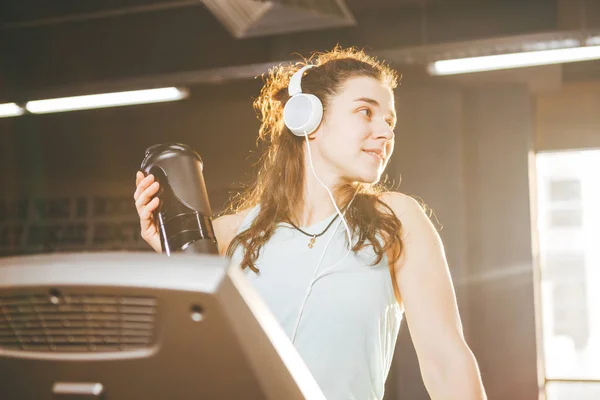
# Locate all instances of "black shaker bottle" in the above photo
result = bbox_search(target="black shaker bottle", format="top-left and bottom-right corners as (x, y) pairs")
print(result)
(140, 143), (219, 255)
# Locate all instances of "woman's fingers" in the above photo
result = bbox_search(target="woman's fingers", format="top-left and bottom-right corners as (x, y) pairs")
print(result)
(135, 171), (145, 187)
(133, 174), (156, 202)
(140, 197), (160, 226)
(134, 172), (150, 198)
(135, 182), (160, 214)
(134, 172), (162, 251)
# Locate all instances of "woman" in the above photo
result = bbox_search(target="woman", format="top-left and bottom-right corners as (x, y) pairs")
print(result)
(134, 46), (486, 399)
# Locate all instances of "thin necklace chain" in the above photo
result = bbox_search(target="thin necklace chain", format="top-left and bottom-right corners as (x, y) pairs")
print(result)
(285, 208), (345, 249)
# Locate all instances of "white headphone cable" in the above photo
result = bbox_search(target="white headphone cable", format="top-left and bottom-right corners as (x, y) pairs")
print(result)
(302, 131), (353, 246)
(290, 131), (357, 344)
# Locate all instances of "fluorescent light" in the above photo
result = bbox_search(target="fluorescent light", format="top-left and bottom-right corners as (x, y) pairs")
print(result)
(587, 36), (600, 46)
(428, 45), (600, 76)
(26, 87), (188, 114)
(521, 38), (580, 52)
(0, 103), (25, 118)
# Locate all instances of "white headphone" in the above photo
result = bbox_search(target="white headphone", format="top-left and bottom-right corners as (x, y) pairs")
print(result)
(283, 65), (323, 136)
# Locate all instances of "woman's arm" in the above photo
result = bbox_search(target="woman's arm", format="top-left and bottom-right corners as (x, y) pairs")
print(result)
(212, 209), (251, 256)
(382, 192), (487, 400)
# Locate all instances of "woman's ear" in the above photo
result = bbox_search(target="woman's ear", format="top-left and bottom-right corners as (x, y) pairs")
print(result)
(308, 118), (326, 140)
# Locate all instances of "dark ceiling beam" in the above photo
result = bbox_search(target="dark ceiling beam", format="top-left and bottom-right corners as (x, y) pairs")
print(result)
(13, 28), (600, 102)
(7, 61), (286, 101)
(0, 1), (203, 30)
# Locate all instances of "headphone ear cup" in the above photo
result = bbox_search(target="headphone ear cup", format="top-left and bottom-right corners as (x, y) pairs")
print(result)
(283, 93), (323, 136)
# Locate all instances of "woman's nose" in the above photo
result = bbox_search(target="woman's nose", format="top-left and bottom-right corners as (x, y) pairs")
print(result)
(375, 117), (394, 140)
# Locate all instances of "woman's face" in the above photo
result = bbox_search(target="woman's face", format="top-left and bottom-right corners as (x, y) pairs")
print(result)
(314, 75), (396, 184)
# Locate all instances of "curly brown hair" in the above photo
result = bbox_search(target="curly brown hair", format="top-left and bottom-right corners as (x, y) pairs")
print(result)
(225, 45), (404, 273)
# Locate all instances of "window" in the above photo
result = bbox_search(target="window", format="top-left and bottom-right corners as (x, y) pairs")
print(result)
(535, 149), (600, 399)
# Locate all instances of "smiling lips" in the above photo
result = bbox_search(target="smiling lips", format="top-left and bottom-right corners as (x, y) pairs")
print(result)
(363, 148), (385, 162)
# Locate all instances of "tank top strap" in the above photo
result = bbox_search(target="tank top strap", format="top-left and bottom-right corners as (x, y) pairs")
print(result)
(236, 204), (261, 234)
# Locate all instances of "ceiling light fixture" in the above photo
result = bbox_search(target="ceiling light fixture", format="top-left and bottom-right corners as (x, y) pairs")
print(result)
(25, 87), (189, 114)
(0, 103), (25, 118)
(428, 44), (600, 76)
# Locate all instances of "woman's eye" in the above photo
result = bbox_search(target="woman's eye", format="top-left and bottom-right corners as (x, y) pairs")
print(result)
(359, 108), (372, 118)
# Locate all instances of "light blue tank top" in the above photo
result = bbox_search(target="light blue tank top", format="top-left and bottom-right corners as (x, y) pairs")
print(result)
(231, 205), (403, 400)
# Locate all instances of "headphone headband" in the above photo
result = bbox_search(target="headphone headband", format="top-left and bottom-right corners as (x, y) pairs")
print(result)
(288, 65), (315, 97)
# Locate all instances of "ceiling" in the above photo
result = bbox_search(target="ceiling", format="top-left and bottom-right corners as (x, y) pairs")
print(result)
(0, 0), (599, 102)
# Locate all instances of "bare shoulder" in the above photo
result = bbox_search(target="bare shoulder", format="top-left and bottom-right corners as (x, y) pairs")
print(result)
(378, 191), (436, 240)
(212, 208), (252, 255)
(378, 191), (426, 217)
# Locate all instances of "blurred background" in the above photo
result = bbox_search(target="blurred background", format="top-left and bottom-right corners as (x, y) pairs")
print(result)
(1, 0), (600, 399)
